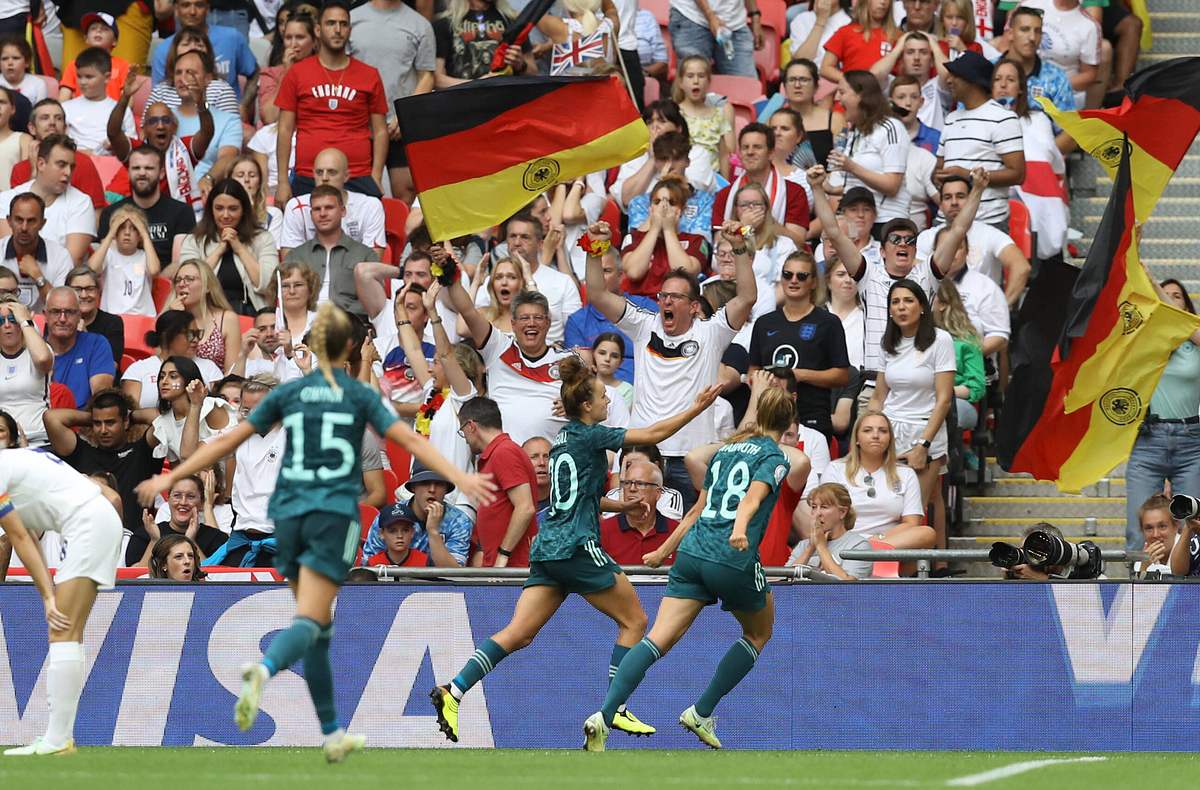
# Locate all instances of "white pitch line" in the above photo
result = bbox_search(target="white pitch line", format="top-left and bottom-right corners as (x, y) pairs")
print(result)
(946, 756), (1108, 787)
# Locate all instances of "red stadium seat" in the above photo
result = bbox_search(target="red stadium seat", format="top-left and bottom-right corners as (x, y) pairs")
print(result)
(1008, 199), (1033, 259)
(120, 353), (136, 374)
(382, 468), (400, 504)
(152, 276), (173, 312)
(753, 0), (785, 88)
(37, 74), (58, 99)
(356, 503), (380, 566)
(121, 313), (157, 359)
(709, 74), (767, 107)
(755, 0), (787, 43)
(49, 382), (75, 410)
(385, 440), (412, 484)
(644, 0), (669, 27)
(868, 538), (900, 579)
(644, 77), (660, 105)
(382, 197), (410, 265)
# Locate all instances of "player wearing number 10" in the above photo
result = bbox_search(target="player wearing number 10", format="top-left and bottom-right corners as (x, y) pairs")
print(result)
(432, 356), (722, 744)
(584, 387), (804, 751)
(136, 303), (497, 764)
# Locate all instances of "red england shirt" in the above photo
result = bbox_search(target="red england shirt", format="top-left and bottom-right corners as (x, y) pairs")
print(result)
(475, 432), (539, 567)
(367, 548), (429, 567)
(274, 55), (388, 178)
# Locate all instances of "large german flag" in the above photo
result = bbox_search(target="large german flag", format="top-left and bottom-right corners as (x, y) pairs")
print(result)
(396, 75), (646, 241)
(998, 147), (1200, 491)
(1039, 57), (1200, 222)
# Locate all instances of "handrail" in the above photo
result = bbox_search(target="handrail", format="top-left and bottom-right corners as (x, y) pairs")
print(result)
(369, 564), (844, 583)
(839, 548), (1147, 579)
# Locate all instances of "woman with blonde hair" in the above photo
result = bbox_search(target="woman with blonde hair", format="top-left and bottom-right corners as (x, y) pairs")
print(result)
(434, 0), (528, 87)
(537, 0), (618, 76)
(822, 409), (936, 550)
(166, 259), (242, 373)
(936, 0), (986, 60)
(276, 261), (320, 340)
(933, 278), (985, 431)
(586, 387), (806, 751)
(672, 55), (735, 179)
(787, 482), (873, 580)
(819, 0), (899, 83)
(467, 256), (527, 336)
(136, 301), (498, 763)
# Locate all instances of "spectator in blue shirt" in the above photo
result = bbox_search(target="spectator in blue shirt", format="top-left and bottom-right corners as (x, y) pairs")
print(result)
(635, 9), (669, 90)
(625, 131), (716, 242)
(168, 50), (243, 178)
(361, 461), (474, 567)
(44, 287), (115, 407)
(1003, 6), (1076, 153)
(564, 250), (656, 385)
(151, 0), (258, 98)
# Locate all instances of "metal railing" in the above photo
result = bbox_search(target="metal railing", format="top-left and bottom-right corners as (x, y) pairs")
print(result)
(839, 549), (1146, 579)
(367, 565), (843, 583)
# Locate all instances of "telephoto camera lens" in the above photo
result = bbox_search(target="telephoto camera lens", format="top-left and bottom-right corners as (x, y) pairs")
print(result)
(1022, 530), (1076, 567)
(1170, 494), (1200, 521)
(989, 542), (1027, 570)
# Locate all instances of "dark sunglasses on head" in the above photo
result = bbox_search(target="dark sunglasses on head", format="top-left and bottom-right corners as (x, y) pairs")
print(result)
(781, 270), (811, 281)
(886, 233), (917, 247)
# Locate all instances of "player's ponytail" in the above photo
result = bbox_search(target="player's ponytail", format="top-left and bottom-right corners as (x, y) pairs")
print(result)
(309, 302), (354, 392)
(558, 354), (597, 420)
(726, 387), (794, 445)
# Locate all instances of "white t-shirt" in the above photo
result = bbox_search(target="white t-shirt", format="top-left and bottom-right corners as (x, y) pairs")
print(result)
(0, 182), (97, 247)
(917, 78), (949, 133)
(796, 424), (830, 495)
(427, 382), (478, 495)
(842, 117), (910, 222)
(247, 124), (296, 192)
(151, 397), (236, 462)
(838, 306), (864, 370)
(613, 0), (638, 50)
(0, 346), (48, 446)
(672, 0), (747, 31)
(916, 221), (1016, 285)
(936, 101), (1024, 224)
(905, 144), (938, 231)
(3, 73), (46, 104)
(0, 235), (74, 312)
(279, 191), (386, 251)
(64, 96), (136, 156)
(856, 247), (939, 373)
(477, 328), (573, 446)
(788, 8), (852, 65)
(98, 248), (156, 316)
(1024, 0), (1099, 107)
(881, 327), (956, 422)
(0, 447), (102, 535)
(122, 355), (224, 408)
(475, 262), (582, 346)
(801, 529), (873, 579)
(225, 423), (285, 534)
(564, 192), (607, 279)
(823, 457), (924, 537)
(953, 269), (1011, 343)
(618, 302), (737, 456)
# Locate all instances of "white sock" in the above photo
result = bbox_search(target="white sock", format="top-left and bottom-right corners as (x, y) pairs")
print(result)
(323, 727), (345, 745)
(449, 683), (464, 701)
(44, 642), (84, 748)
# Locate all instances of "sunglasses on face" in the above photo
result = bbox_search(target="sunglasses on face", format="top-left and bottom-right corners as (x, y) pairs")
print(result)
(185, 329), (203, 341)
(0, 314), (18, 325)
(886, 233), (917, 247)
(144, 115), (173, 127)
(781, 270), (811, 281)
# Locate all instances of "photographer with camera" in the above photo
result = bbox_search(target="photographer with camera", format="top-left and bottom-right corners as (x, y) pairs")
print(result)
(1168, 494), (1200, 578)
(991, 523), (1105, 580)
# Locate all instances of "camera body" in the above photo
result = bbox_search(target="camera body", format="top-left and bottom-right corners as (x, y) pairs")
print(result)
(990, 529), (1105, 579)
(1170, 494), (1200, 521)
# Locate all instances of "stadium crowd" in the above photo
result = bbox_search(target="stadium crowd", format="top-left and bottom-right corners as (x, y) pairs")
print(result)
(0, 0), (1188, 583)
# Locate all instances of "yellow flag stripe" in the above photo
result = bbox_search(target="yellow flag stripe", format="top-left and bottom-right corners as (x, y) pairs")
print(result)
(420, 119), (647, 241)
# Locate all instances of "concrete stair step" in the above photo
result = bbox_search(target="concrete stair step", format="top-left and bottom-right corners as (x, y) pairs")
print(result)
(986, 477), (1125, 498)
(1139, 32), (1200, 54)
(950, 535), (1124, 547)
(964, 496), (1125, 519)
(1076, 197), (1200, 217)
(960, 517), (1124, 537)
(983, 459), (1125, 479)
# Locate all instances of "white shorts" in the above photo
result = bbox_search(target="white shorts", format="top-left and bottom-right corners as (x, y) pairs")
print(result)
(890, 417), (948, 464)
(54, 495), (123, 589)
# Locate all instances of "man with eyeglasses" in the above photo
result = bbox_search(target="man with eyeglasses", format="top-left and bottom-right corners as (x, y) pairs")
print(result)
(97, 144), (197, 263)
(65, 267), (123, 367)
(585, 219), (758, 513)
(456, 396), (538, 568)
(0, 193), (74, 312)
(565, 244), (657, 387)
(599, 460), (677, 566)
(44, 286), (115, 408)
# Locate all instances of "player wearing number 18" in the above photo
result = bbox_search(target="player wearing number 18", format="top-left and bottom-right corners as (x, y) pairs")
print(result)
(432, 356), (723, 744)
(135, 303), (497, 764)
(583, 387), (803, 751)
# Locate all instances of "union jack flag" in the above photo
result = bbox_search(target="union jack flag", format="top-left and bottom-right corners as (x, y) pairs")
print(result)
(550, 29), (609, 75)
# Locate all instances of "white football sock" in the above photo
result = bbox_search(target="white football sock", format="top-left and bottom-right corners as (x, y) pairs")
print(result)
(44, 642), (84, 748)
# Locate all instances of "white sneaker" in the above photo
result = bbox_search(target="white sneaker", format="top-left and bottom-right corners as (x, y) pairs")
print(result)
(679, 705), (721, 749)
(323, 729), (366, 763)
(582, 712), (610, 752)
(4, 737), (76, 756)
(235, 662), (269, 732)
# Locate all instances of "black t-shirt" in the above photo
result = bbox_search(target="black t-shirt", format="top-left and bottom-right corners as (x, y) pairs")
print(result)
(720, 343), (751, 427)
(99, 195), (197, 262)
(125, 521), (227, 568)
(830, 365), (865, 456)
(63, 435), (163, 562)
(748, 306), (849, 436)
(433, 7), (516, 81)
(85, 310), (124, 367)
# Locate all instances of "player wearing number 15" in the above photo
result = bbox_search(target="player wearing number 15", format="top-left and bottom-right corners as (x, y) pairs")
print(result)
(432, 356), (723, 744)
(584, 387), (802, 751)
(136, 303), (497, 764)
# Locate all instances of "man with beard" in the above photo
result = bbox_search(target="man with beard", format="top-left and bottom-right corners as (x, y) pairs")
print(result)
(97, 145), (197, 264)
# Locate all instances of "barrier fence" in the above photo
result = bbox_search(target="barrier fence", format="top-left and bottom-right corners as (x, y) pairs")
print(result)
(2, 581), (1199, 750)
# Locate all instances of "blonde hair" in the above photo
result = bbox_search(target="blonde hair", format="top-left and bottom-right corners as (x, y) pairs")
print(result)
(483, 257), (527, 324)
(854, 0), (899, 42)
(277, 260), (321, 311)
(808, 482), (857, 532)
(732, 182), (781, 250)
(171, 259), (234, 319)
(442, 0), (517, 25)
(562, 0), (601, 35)
(671, 55), (711, 104)
(844, 409), (901, 491)
(309, 302), (354, 391)
(934, 279), (981, 345)
(452, 341), (487, 394)
(109, 203), (147, 233)
(937, 0), (977, 44)
(727, 387), (794, 445)
(783, 250), (825, 305)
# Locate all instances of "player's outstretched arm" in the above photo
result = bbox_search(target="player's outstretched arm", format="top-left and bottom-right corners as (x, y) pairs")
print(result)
(135, 421), (258, 507)
(645, 490), (707, 567)
(0, 509), (69, 631)
(625, 384), (723, 447)
(729, 481), (772, 551)
(384, 420), (498, 506)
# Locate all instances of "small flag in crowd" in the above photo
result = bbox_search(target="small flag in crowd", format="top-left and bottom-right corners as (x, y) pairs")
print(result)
(397, 75), (646, 241)
(550, 28), (611, 75)
(489, 0), (554, 72)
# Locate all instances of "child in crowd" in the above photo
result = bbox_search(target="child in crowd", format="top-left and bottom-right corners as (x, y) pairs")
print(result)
(63, 47), (136, 156)
(366, 507), (429, 568)
(88, 204), (161, 317)
(59, 12), (131, 102)
(592, 332), (633, 410)
(0, 36), (46, 103)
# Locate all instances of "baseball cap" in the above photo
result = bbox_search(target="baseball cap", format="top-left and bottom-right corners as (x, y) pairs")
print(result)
(379, 502), (417, 529)
(81, 12), (119, 41)
(839, 186), (876, 212)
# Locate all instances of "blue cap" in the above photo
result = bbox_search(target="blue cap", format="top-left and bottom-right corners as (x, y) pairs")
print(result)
(379, 502), (418, 528)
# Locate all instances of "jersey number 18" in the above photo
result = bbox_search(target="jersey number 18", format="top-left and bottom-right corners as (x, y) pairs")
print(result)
(701, 459), (751, 521)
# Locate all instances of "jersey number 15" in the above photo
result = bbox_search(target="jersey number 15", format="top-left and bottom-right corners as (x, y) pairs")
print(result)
(280, 412), (356, 481)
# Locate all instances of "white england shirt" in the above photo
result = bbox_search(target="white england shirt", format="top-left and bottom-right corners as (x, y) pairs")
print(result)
(0, 448), (102, 535)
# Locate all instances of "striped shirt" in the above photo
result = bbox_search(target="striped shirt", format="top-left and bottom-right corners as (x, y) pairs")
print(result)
(936, 100), (1024, 224)
(856, 247), (940, 374)
(842, 116), (911, 223)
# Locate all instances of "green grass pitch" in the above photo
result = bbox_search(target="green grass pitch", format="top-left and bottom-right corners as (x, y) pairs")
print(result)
(2, 748), (1200, 789)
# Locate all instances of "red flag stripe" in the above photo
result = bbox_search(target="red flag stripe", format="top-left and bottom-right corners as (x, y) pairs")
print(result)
(1079, 96), (1200, 170)
(405, 80), (637, 192)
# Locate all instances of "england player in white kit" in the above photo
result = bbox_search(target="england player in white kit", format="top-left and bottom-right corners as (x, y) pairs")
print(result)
(0, 448), (123, 756)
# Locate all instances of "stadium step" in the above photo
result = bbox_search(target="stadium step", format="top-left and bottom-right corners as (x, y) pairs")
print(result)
(963, 496), (1125, 519)
(960, 517), (1125, 538)
(985, 477), (1126, 498)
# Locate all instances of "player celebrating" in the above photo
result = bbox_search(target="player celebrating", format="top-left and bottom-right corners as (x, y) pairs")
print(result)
(1, 449), (122, 756)
(136, 303), (496, 763)
(583, 387), (800, 751)
(431, 356), (722, 743)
